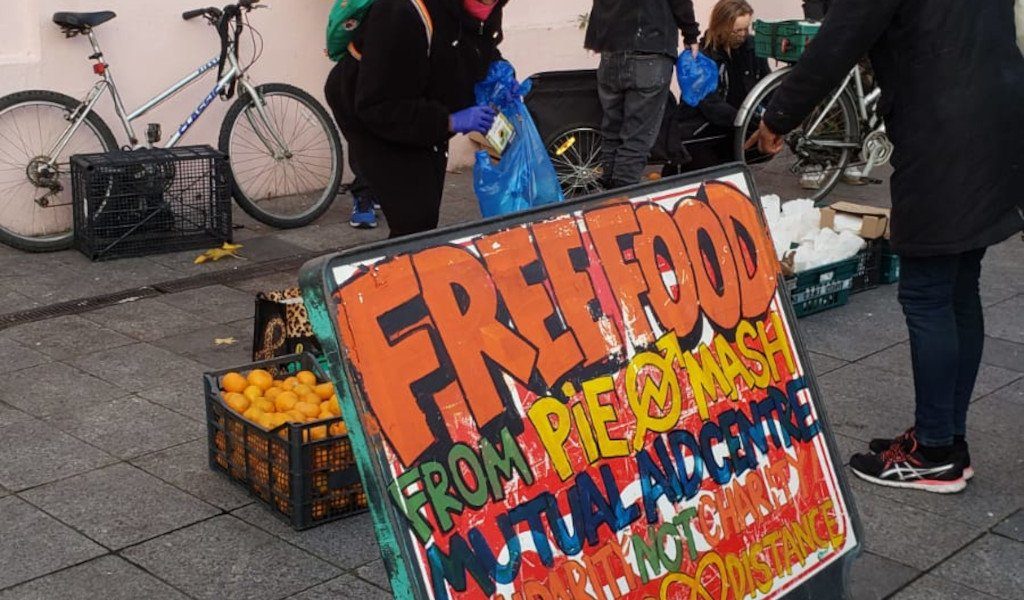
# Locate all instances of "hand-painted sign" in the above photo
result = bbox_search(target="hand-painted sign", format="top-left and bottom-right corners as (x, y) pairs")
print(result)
(301, 166), (860, 600)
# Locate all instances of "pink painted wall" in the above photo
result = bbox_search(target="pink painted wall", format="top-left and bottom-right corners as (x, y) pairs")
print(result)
(0, 1), (804, 173)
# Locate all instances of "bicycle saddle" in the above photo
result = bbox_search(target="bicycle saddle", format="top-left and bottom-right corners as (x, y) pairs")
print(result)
(52, 11), (116, 30)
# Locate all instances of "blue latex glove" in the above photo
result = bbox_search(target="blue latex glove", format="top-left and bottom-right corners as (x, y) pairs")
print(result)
(450, 106), (496, 135)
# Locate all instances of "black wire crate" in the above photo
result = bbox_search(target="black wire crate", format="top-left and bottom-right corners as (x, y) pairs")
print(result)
(71, 146), (232, 261)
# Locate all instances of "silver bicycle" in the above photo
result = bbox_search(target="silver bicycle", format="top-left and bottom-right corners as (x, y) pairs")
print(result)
(0, 0), (343, 252)
(734, 60), (893, 205)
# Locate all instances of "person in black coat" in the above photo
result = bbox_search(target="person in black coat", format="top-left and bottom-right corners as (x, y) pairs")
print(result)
(585, 0), (699, 189)
(662, 0), (769, 175)
(325, 0), (505, 238)
(750, 0), (1024, 493)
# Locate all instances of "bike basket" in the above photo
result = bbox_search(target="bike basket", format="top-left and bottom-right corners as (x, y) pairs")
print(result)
(754, 20), (821, 63)
(71, 145), (232, 261)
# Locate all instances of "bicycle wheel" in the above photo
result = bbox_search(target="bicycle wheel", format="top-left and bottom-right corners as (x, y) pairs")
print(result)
(735, 77), (859, 206)
(546, 126), (605, 199)
(220, 83), (343, 229)
(0, 90), (117, 252)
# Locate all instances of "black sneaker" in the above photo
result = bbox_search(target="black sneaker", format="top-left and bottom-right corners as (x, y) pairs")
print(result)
(850, 432), (967, 494)
(868, 428), (973, 480)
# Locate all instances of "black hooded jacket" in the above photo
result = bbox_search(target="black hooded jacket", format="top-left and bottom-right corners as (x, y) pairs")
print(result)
(332, 0), (505, 149)
(585, 0), (699, 57)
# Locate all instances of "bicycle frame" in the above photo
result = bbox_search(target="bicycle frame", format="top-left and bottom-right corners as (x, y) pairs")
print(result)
(44, 28), (291, 168)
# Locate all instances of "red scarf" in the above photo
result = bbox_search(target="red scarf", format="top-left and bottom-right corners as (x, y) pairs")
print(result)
(463, 0), (497, 22)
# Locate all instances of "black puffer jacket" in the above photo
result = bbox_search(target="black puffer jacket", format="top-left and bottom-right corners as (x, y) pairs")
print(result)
(332, 0), (505, 149)
(662, 37), (769, 163)
(585, 0), (699, 58)
(764, 0), (1024, 256)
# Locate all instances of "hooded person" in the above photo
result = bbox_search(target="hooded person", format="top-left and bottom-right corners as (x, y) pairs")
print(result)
(325, 0), (506, 238)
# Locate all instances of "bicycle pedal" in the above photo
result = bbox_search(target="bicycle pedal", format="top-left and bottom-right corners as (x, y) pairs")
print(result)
(146, 123), (162, 145)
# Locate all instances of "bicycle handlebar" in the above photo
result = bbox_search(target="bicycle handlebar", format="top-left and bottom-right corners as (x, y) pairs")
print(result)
(182, 8), (216, 21)
(182, 1), (261, 23)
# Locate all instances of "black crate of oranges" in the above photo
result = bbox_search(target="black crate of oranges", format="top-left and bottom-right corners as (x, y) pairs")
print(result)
(204, 353), (367, 530)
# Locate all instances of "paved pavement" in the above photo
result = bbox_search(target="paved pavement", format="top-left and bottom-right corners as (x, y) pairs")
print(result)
(0, 173), (1021, 599)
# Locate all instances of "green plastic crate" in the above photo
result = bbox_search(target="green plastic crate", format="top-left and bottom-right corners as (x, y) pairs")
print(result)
(786, 255), (859, 318)
(880, 251), (901, 284)
(754, 20), (821, 62)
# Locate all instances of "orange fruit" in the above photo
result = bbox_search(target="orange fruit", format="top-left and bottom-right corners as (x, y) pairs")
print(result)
(247, 369), (274, 391)
(308, 426), (327, 441)
(329, 421), (348, 436)
(326, 398), (341, 417)
(269, 413), (289, 429)
(282, 376), (299, 390)
(225, 393), (250, 413)
(295, 402), (320, 419)
(318, 405), (333, 420)
(264, 387), (282, 402)
(242, 386), (263, 403)
(285, 410), (306, 423)
(254, 399), (276, 413)
(296, 370), (317, 387)
(221, 372), (247, 394)
(243, 407), (262, 423)
(257, 412), (275, 430)
(292, 384), (313, 398)
(300, 393), (322, 407)
(314, 383), (334, 400)
(275, 393), (298, 413)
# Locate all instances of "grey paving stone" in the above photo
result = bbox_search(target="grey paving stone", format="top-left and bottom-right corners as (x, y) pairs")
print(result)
(45, 395), (202, 460)
(858, 342), (1022, 401)
(934, 534), (1024, 599)
(985, 295), (1024, 346)
(0, 316), (134, 360)
(276, 220), (380, 253)
(848, 551), (919, 600)
(54, 253), (182, 290)
(81, 298), (217, 342)
(232, 505), (381, 570)
(159, 285), (256, 324)
(3, 265), (117, 305)
(356, 560), (392, 592)
(0, 419), (116, 491)
(982, 337), (1024, 374)
(289, 574), (392, 600)
(150, 320), (254, 370)
(807, 351), (848, 375)
(21, 463), (218, 550)
(121, 515), (341, 600)
(964, 394), (1024, 441)
(136, 379), (208, 423)
(132, 439), (252, 512)
(892, 574), (999, 600)
(0, 284), (38, 314)
(0, 338), (49, 376)
(0, 555), (189, 600)
(850, 488), (983, 570)
(0, 361), (127, 418)
(229, 271), (301, 295)
(984, 377), (1024, 406)
(0, 403), (33, 429)
(817, 363), (915, 441)
(994, 511), (1024, 543)
(797, 287), (908, 361)
(68, 342), (206, 394)
(0, 496), (105, 590)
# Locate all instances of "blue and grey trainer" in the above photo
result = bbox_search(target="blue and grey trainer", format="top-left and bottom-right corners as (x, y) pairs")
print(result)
(350, 196), (378, 229)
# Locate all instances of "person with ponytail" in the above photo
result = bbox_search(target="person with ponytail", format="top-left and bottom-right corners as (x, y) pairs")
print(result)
(325, 0), (506, 238)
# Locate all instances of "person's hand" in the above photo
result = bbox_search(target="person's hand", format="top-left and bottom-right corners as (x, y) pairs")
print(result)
(687, 43), (699, 58)
(744, 120), (785, 154)
(450, 106), (496, 135)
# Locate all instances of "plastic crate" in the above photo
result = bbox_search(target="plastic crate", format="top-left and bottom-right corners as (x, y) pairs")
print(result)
(880, 250), (901, 284)
(786, 256), (859, 317)
(72, 146), (232, 261)
(754, 20), (820, 62)
(205, 353), (367, 530)
(851, 240), (884, 294)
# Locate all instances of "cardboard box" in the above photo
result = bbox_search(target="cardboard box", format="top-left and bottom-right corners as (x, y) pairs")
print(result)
(820, 201), (891, 239)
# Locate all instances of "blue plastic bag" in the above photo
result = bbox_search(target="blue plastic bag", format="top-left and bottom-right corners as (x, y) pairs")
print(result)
(473, 61), (564, 218)
(676, 51), (719, 107)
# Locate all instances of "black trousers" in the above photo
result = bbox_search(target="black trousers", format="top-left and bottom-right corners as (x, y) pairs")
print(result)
(898, 248), (987, 447)
(325, 64), (447, 239)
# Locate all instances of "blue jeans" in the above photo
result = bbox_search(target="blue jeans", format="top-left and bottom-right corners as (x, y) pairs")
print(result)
(898, 248), (987, 447)
(597, 52), (674, 187)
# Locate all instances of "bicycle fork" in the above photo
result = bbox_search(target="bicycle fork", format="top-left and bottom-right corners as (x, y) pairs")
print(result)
(238, 79), (292, 160)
